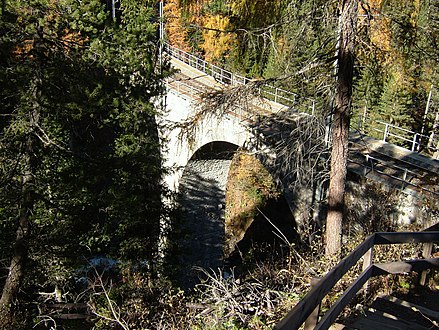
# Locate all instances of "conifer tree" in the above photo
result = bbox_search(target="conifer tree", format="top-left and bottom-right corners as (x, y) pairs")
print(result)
(325, 0), (358, 257)
(0, 0), (165, 326)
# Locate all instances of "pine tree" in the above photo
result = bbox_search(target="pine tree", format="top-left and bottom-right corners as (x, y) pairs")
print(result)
(325, 0), (358, 257)
(352, 59), (384, 131)
(263, 0), (338, 100)
(0, 0), (165, 326)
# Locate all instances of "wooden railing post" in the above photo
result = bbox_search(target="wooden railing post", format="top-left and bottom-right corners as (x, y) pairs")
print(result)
(304, 277), (321, 330)
(363, 247), (373, 270)
(420, 242), (433, 286)
(362, 247), (373, 292)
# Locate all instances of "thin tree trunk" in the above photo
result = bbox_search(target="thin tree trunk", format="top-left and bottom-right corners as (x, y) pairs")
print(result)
(0, 76), (40, 326)
(0, 156), (34, 327)
(428, 109), (439, 158)
(325, 0), (358, 257)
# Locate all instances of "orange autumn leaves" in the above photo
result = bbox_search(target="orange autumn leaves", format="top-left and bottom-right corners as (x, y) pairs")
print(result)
(164, 0), (235, 62)
(201, 14), (234, 62)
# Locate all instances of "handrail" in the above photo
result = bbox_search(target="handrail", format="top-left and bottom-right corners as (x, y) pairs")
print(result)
(275, 229), (439, 330)
(164, 42), (316, 115)
(367, 120), (439, 153)
(166, 79), (203, 99)
(356, 153), (420, 177)
(353, 113), (439, 155)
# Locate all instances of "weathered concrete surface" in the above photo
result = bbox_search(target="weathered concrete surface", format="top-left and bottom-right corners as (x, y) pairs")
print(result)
(159, 90), (248, 192)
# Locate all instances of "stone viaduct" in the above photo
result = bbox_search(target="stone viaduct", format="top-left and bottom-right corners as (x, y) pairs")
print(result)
(157, 47), (439, 286)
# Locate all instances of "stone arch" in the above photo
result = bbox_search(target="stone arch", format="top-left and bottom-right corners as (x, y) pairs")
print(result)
(160, 92), (316, 287)
(160, 91), (250, 192)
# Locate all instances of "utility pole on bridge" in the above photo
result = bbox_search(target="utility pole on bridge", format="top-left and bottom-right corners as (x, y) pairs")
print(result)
(159, 0), (165, 68)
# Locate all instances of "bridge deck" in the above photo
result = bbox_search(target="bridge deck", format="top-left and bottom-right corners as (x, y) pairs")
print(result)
(169, 57), (221, 90)
(349, 131), (439, 197)
(350, 131), (439, 174)
(168, 57), (288, 115)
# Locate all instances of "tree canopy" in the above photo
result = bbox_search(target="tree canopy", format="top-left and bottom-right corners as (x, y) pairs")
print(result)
(0, 0), (166, 326)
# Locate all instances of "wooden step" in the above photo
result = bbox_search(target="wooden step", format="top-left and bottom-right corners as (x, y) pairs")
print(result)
(329, 322), (351, 329)
(339, 294), (439, 330)
(350, 309), (431, 330)
(383, 295), (439, 320)
(369, 296), (438, 328)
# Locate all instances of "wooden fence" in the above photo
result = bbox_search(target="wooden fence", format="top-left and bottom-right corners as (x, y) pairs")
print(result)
(275, 224), (439, 330)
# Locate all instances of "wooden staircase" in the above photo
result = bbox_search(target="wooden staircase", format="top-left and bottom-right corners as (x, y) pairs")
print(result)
(274, 225), (439, 330)
(332, 293), (439, 329)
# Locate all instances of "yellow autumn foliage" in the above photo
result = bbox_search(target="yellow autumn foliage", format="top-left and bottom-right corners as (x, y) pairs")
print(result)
(365, 0), (422, 70)
(370, 17), (392, 54)
(200, 14), (235, 62)
(164, 0), (191, 51)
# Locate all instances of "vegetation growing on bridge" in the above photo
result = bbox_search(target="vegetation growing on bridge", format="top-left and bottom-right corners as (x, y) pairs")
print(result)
(224, 152), (280, 256)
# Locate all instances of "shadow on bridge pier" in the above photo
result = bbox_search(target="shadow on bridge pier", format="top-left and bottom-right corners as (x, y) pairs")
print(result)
(168, 143), (236, 289)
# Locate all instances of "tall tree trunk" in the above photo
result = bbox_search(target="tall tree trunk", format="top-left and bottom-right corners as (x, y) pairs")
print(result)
(325, 0), (358, 257)
(0, 155), (34, 327)
(0, 76), (40, 326)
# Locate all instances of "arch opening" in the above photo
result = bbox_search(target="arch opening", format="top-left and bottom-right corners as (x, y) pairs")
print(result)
(190, 141), (239, 161)
(170, 142), (300, 289)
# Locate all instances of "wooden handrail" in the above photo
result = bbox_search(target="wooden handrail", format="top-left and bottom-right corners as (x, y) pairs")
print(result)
(275, 227), (439, 330)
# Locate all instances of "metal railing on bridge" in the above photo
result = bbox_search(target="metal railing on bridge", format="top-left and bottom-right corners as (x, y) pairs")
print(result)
(164, 43), (316, 115)
(372, 120), (439, 154)
(353, 114), (439, 156)
(166, 78), (203, 100)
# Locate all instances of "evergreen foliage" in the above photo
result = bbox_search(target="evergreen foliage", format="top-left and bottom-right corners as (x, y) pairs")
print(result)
(0, 0), (166, 325)
(353, 0), (439, 143)
(263, 0), (338, 100)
